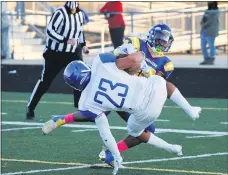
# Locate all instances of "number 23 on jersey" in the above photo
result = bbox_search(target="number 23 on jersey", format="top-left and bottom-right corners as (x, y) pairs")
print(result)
(94, 78), (129, 108)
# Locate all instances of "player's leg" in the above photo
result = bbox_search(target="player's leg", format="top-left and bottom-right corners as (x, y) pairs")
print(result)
(100, 115), (182, 165)
(42, 111), (113, 134)
(116, 111), (155, 152)
(167, 81), (201, 120)
(95, 112), (123, 174)
(99, 77), (179, 164)
(140, 76), (182, 155)
(127, 113), (182, 155)
(42, 111), (94, 134)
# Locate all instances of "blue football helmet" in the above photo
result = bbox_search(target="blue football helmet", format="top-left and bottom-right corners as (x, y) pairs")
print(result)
(63, 61), (91, 91)
(147, 24), (174, 54)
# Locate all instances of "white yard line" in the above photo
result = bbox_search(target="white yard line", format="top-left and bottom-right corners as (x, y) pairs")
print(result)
(2, 99), (228, 110)
(2, 152), (228, 175)
(122, 152), (228, 165)
(1, 112), (8, 115)
(71, 129), (98, 133)
(185, 135), (226, 139)
(2, 165), (92, 175)
(155, 119), (170, 122)
(2, 127), (41, 132)
(2, 121), (228, 136)
(220, 122), (228, 125)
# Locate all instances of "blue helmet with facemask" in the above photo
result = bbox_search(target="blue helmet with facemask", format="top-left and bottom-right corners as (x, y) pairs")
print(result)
(147, 24), (174, 54)
(63, 61), (91, 91)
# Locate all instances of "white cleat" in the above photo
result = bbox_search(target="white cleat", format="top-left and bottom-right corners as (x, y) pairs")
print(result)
(113, 157), (123, 175)
(42, 120), (57, 135)
(169, 144), (183, 156)
(188, 106), (202, 121)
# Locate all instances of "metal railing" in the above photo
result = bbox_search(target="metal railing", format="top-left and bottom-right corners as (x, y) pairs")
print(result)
(2, 4), (228, 60)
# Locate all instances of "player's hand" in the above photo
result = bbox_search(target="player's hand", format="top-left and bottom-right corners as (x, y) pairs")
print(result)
(82, 46), (89, 54)
(141, 60), (149, 72)
(67, 39), (77, 45)
(140, 60), (151, 78)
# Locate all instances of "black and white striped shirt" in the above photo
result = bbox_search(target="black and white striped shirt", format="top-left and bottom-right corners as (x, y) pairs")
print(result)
(45, 6), (86, 53)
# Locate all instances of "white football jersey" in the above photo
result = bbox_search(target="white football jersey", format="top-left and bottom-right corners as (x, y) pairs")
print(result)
(78, 52), (153, 115)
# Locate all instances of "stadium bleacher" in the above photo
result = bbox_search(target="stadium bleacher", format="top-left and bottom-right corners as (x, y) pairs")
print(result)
(6, 2), (227, 60)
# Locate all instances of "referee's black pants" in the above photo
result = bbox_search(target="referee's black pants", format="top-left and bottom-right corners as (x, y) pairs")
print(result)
(27, 47), (83, 113)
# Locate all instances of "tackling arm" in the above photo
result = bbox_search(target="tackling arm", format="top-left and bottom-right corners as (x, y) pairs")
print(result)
(116, 51), (144, 70)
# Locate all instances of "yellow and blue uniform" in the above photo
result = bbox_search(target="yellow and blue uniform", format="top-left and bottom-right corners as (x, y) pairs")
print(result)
(123, 36), (174, 79)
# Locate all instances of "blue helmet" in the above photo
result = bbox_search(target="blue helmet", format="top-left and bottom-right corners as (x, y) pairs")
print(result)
(147, 24), (174, 54)
(63, 61), (91, 91)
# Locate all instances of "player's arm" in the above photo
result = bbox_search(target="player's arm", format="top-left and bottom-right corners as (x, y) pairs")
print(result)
(115, 51), (144, 70)
(159, 57), (174, 79)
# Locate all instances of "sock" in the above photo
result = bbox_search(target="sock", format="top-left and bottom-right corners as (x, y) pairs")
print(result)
(147, 133), (172, 153)
(53, 113), (74, 127)
(95, 113), (121, 160)
(117, 140), (129, 152)
(170, 88), (192, 115)
(64, 113), (74, 123)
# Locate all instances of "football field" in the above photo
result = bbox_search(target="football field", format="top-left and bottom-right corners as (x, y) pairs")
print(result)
(1, 92), (228, 175)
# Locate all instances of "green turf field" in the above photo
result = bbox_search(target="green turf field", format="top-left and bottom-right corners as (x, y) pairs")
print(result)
(1, 92), (228, 175)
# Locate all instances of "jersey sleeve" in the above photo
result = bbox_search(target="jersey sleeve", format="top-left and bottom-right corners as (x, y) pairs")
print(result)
(98, 52), (117, 63)
(123, 37), (141, 51)
(159, 56), (174, 79)
(94, 52), (116, 66)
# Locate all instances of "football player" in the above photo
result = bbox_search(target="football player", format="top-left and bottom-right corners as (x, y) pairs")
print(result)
(43, 44), (183, 174)
(98, 24), (202, 165)
(44, 24), (202, 166)
(123, 23), (201, 119)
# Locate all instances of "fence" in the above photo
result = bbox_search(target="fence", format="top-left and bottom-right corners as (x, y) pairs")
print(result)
(2, 3), (228, 59)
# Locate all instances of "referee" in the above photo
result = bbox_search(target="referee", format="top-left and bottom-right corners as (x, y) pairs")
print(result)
(26, 1), (89, 119)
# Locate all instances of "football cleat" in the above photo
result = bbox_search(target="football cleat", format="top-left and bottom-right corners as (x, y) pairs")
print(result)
(99, 147), (115, 167)
(188, 106), (202, 121)
(99, 147), (125, 169)
(42, 116), (65, 135)
(168, 144), (183, 156)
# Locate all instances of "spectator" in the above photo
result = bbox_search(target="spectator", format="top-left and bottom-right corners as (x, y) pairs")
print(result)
(1, 10), (10, 59)
(200, 1), (219, 65)
(15, 2), (25, 24)
(26, 1), (89, 119)
(100, 1), (125, 49)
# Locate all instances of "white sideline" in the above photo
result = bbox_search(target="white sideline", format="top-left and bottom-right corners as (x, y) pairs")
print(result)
(2, 121), (228, 136)
(2, 152), (228, 175)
